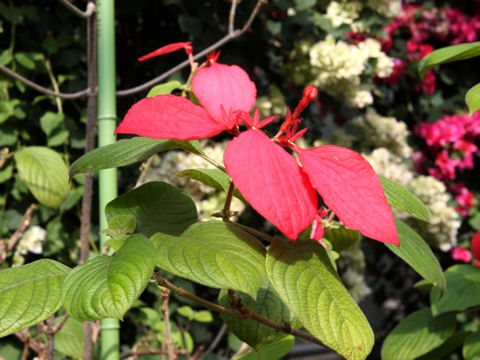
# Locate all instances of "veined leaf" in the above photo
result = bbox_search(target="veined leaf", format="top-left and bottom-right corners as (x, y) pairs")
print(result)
(177, 168), (247, 203)
(151, 220), (266, 299)
(465, 82), (480, 115)
(54, 317), (84, 359)
(381, 309), (456, 360)
(417, 331), (471, 360)
(418, 42), (480, 79)
(463, 331), (480, 360)
(233, 336), (295, 360)
(62, 235), (155, 321)
(0, 259), (71, 337)
(70, 137), (204, 175)
(385, 220), (445, 291)
(379, 175), (431, 223)
(14, 146), (70, 208)
(323, 222), (360, 252)
(105, 182), (197, 237)
(430, 264), (480, 316)
(266, 237), (373, 359)
(147, 80), (183, 97)
(218, 278), (300, 350)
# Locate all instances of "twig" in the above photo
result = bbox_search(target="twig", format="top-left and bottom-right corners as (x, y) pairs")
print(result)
(53, 314), (70, 333)
(161, 289), (176, 360)
(153, 273), (328, 349)
(116, 0), (266, 97)
(58, 0), (96, 18)
(45, 315), (55, 360)
(0, 64), (91, 99)
(0, 1), (266, 100)
(0, 203), (36, 265)
(177, 320), (191, 360)
(229, 0), (239, 35)
(119, 349), (188, 360)
(135, 155), (156, 188)
(197, 323), (228, 360)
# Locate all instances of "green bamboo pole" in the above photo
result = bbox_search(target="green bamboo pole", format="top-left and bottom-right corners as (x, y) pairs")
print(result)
(96, 0), (119, 359)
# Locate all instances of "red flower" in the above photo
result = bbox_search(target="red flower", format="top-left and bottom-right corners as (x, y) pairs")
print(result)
(450, 247), (472, 263)
(472, 232), (480, 261)
(116, 53), (398, 245)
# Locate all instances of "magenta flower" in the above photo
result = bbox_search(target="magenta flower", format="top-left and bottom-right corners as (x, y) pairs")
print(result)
(450, 247), (472, 263)
(116, 52), (398, 245)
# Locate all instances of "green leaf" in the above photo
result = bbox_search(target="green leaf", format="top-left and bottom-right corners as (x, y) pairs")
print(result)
(147, 80), (183, 97)
(385, 220), (445, 291)
(381, 309), (457, 360)
(323, 222), (360, 252)
(62, 235), (156, 321)
(417, 331), (471, 360)
(218, 278), (299, 350)
(234, 336), (295, 360)
(40, 111), (64, 136)
(430, 265), (480, 316)
(380, 175), (431, 223)
(54, 317), (84, 359)
(0, 259), (71, 337)
(105, 182), (197, 237)
(47, 129), (69, 147)
(14, 52), (35, 70)
(465, 82), (480, 115)
(177, 168), (246, 203)
(463, 331), (480, 360)
(418, 42), (480, 79)
(151, 220), (266, 298)
(266, 237), (373, 360)
(0, 99), (20, 124)
(103, 215), (136, 250)
(194, 310), (213, 323)
(70, 137), (204, 175)
(14, 146), (70, 208)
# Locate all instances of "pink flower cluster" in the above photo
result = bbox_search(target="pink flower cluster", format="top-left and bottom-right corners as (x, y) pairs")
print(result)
(415, 112), (480, 182)
(450, 183), (476, 217)
(352, 4), (480, 94)
(451, 232), (480, 266)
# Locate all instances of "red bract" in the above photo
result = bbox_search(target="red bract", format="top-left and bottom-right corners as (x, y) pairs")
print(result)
(115, 62), (256, 140)
(116, 54), (398, 245)
(138, 42), (193, 62)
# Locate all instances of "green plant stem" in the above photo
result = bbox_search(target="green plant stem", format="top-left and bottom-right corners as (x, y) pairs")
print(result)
(196, 153), (226, 172)
(228, 221), (274, 243)
(153, 273), (328, 348)
(221, 181), (235, 219)
(44, 58), (63, 114)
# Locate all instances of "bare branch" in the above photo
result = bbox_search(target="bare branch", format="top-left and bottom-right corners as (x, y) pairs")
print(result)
(229, 0), (240, 35)
(58, 0), (96, 18)
(117, 0), (266, 97)
(0, 203), (37, 265)
(154, 273), (329, 349)
(0, 63), (91, 99)
(197, 323), (228, 360)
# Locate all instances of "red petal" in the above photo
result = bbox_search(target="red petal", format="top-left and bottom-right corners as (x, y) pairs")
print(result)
(311, 217), (325, 242)
(224, 130), (317, 240)
(295, 145), (399, 245)
(192, 63), (256, 128)
(116, 95), (227, 140)
(138, 42), (192, 62)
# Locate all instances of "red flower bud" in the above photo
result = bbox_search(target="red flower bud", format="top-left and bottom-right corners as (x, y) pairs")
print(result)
(303, 86), (318, 101)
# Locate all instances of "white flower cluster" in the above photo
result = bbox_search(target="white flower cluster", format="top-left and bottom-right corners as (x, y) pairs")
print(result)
(366, 0), (402, 18)
(13, 225), (47, 266)
(146, 141), (245, 219)
(324, 1), (363, 31)
(352, 113), (413, 157)
(308, 36), (394, 108)
(255, 85), (287, 118)
(363, 148), (413, 186)
(337, 243), (372, 301)
(364, 148), (460, 250)
(407, 176), (461, 251)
